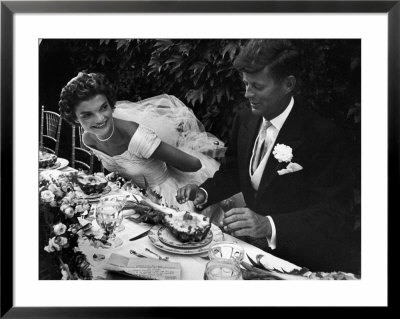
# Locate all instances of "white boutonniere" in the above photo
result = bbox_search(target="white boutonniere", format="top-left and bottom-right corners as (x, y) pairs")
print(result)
(272, 143), (303, 175)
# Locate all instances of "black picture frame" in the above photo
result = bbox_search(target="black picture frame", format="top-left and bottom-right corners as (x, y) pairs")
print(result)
(1, 0), (396, 317)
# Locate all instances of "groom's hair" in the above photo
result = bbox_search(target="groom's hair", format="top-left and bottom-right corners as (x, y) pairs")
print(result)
(59, 72), (116, 125)
(233, 39), (300, 82)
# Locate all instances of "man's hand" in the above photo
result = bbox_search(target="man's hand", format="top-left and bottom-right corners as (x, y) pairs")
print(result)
(176, 184), (206, 206)
(222, 208), (272, 239)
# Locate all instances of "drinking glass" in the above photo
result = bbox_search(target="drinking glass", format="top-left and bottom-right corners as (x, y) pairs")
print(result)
(208, 241), (245, 263)
(98, 195), (129, 232)
(204, 241), (244, 280)
(204, 259), (242, 280)
(95, 201), (124, 249)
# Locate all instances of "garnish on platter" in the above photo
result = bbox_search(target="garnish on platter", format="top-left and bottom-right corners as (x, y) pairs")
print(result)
(68, 172), (110, 198)
(39, 150), (58, 169)
(242, 254), (360, 280)
(129, 195), (211, 243)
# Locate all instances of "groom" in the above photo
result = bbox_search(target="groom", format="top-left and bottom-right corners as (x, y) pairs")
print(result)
(177, 39), (359, 273)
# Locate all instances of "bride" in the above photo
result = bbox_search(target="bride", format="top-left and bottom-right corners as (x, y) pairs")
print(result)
(58, 72), (224, 212)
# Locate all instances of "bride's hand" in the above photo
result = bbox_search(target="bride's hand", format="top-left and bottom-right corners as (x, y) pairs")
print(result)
(176, 184), (205, 205)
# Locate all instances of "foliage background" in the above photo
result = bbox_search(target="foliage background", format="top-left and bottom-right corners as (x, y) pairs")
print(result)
(39, 38), (361, 227)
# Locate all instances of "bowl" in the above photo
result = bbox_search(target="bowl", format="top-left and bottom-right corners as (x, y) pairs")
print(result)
(39, 151), (58, 168)
(76, 174), (108, 195)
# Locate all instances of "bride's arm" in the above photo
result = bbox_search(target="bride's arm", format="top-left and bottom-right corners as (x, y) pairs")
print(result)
(151, 142), (202, 172)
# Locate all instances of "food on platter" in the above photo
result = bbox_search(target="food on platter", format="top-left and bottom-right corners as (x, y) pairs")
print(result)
(76, 174), (108, 195)
(105, 171), (126, 188)
(162, 210), (211, 243)
(131, 196), (211, 243)
(39, 151), (58, 168)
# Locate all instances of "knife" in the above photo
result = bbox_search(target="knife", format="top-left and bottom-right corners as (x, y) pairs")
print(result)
(129, 230), (150, 241)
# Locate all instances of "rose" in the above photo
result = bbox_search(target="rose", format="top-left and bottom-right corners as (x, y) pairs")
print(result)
(44, 236), (62, 252)
(64, 207), (75, 218)
(273, 144), (293, 163)
(49, 200), (58, 207)
(53, 223), (67, 236)
(54, 236), (69, 249)
(41, 190), (55, 203)
(48, 184), (64, 198)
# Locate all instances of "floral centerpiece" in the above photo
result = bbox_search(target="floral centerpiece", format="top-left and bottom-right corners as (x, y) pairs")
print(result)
(39, 172), (93, 280)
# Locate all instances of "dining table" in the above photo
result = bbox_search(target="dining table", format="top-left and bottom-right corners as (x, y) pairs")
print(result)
(46, 165), (301, 280)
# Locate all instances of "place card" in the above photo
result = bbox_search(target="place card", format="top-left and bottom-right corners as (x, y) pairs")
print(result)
(103, 253), (181, 280)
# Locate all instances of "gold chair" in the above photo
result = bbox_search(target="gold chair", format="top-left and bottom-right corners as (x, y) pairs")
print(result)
(40, 105), (63, 155)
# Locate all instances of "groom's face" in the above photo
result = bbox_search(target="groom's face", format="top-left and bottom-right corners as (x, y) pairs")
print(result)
(243, 66), (292, 120)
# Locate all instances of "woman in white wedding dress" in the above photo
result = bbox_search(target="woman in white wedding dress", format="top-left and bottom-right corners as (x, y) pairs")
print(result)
(58, 72), (224, 213)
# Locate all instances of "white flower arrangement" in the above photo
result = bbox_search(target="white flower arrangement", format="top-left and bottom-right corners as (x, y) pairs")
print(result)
(39, 173), (96, 280)
(273, 143), (303, 175)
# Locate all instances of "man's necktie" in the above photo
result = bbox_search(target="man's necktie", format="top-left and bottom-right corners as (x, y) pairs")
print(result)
(252, 120), (272, 173)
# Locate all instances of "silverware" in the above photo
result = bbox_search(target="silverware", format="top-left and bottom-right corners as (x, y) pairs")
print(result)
(129, 249), (148, 258)
(145, 248), (169, 261)
(128, 230), (150, 241)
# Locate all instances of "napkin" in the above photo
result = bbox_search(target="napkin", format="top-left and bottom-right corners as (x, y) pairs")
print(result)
(103, 253), (181, 280)
(257, 254), (301, 273)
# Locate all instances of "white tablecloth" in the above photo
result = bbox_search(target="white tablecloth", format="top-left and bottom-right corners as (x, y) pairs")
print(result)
(55, 167), (299, 280)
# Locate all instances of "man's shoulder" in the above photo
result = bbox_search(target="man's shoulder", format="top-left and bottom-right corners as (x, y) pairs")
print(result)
(295, 104), (350, 143)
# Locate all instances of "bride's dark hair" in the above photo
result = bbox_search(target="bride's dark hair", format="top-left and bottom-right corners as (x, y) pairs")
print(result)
(59, 72), (116, 125)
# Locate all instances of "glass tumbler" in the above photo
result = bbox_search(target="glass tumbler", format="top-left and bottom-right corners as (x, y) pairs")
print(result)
(204, 259), (242, 280)
(204, 241), (245, 280)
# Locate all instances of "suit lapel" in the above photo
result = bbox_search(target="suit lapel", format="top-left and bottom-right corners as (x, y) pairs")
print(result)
(257, 104), (306, 195)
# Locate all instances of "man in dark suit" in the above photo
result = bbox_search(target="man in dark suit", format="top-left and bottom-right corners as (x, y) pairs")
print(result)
(176, 39), (359, 273)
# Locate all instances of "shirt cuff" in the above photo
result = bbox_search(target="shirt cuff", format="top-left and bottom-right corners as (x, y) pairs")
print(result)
(195, 187), (208, 209)
(266, 216), (277, 250)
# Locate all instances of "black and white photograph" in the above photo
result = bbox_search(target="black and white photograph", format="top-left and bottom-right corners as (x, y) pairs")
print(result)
(2, 0), (395, 314)
(38, 38), (361, 281)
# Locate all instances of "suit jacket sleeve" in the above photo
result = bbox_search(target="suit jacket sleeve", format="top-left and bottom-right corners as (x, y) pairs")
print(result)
(200, 112), (242, 206)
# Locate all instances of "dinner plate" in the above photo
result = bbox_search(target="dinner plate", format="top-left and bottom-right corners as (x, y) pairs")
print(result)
(148, 224), (223, 255)
(39, 158), (69, 171)
(157, 225), (213, 249)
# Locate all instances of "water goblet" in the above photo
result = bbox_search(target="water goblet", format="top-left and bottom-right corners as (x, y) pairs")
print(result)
(98, 195), (130, 232)
(95, 201), (124, 249)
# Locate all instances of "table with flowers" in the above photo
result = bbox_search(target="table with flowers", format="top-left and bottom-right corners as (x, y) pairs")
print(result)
(39, 168), (359, 281)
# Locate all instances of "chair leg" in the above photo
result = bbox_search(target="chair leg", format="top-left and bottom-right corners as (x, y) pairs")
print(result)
(71, 125), (76, 169)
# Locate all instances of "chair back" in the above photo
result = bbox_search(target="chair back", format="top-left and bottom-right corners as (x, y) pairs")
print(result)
(40, 105), (62, 155)
(71, 125), (104, 174)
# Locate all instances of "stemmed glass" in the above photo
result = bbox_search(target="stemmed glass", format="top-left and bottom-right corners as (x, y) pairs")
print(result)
(98, 194), (129, 232)
(95, 200), (124, 249)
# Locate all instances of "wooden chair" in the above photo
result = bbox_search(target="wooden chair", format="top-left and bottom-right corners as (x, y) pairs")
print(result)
(71, 125), (95, 174)
(40, 105), (62, 155)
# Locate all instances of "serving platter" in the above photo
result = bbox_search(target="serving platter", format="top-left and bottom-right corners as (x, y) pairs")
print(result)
(157, 225), (213, 249)
(148, 224), (223, 255)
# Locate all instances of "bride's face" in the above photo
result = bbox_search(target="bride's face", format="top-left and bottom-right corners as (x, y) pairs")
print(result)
(74, 94), (113, 138)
